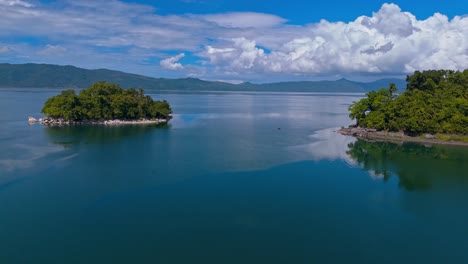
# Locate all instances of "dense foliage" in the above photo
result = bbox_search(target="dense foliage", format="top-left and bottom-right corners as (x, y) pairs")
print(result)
(349, 70), (468, 135)
(42, 82), (172, 120)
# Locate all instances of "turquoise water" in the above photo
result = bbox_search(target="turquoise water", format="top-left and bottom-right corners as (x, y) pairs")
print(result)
(1, 89), (467, 263)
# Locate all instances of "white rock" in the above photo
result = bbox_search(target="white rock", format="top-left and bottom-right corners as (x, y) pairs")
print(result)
(425, 134), (436, 139)
(28, 116), (38, 123)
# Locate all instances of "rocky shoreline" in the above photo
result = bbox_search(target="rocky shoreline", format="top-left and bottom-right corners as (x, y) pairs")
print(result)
(28, 116), (170, 126)
(337, 126), (468, 147)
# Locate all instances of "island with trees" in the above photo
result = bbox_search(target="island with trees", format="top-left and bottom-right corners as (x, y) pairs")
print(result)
(31, 81), (172, 125)
(339, 69), (468, 146)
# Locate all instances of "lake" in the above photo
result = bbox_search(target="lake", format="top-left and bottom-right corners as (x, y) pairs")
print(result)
(1, 89), (467, 263)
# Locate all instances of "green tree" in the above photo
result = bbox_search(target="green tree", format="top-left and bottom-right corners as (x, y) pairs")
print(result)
(349, 83), (397, 129)
(42, 89), (81, 120)
(348, 70), (467, 135)
(41, 82), (172, 121)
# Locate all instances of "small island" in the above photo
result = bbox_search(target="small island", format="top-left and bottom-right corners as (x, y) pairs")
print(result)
(339, 69), (468, 146)
(31, 81), (172, 125)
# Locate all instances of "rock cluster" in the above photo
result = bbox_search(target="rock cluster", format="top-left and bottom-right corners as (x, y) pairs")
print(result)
(39, 117), (75, 125)
(337, 127), (376, 138)
(338, 126), (440, 142)
(29, 117), (169, 126)
(336, 126), (467, 147)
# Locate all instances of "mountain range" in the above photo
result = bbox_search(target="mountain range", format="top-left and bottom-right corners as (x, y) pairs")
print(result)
(0, 63), (407, 92)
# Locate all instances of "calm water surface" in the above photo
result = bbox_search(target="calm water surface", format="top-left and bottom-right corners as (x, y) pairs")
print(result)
(1, 89), (467, 263)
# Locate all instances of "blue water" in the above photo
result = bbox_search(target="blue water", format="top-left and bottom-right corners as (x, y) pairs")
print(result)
(1, 89), (467, 263)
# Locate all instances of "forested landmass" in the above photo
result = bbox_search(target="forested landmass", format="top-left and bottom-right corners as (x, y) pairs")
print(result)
(0, 63), (406, 92)
(42, 82), (172, 121)
(349, 70), (468, 135)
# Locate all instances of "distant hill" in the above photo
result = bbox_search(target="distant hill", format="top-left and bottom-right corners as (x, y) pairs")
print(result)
(356, 78), (408, 92)
(0, 63), (407, 92)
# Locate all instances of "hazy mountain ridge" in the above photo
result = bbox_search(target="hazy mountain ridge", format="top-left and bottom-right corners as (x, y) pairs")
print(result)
(0, 63), (407, 92)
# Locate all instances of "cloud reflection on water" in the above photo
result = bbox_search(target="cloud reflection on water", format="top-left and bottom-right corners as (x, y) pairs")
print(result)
(293, 127), (357, 166)
(0, 143), (64, 173)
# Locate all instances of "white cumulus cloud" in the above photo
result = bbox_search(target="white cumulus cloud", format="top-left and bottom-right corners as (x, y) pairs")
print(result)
(202, 38), (265, 71)
(160, 53), (185, 70)
(199, 3), (468, 77)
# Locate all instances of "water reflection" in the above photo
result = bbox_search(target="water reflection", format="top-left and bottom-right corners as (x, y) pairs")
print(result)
(0, 143), (63, 173)
(346, 140), (468, 191)
(44, 124), (170, 147)
(296, 128), (357, 164)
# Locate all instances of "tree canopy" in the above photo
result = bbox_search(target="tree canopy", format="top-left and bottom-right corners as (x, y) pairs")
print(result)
(42, 82), (172, 120)
(349, 70), (468, 135)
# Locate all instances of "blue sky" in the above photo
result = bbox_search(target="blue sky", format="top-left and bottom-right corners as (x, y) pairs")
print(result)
(151, 0), (465, 22)
(0, 0), (467, 82)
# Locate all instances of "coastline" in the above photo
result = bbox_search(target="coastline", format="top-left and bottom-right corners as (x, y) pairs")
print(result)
(28, 116), (170, 126)
(336, 127), (468, 147)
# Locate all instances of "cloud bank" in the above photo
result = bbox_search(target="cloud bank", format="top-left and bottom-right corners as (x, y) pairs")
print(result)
(198, 4), (468, 77)
(0, 1), (466, 81)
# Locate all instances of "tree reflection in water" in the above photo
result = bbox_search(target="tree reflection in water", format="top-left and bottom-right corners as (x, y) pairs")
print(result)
(346, 140), (468, 191)
(44, 123), (170, 148)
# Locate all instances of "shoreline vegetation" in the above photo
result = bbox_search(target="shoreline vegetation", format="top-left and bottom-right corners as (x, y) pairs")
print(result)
(342, 69), (467, 146)
(31, 81), (172, 126)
